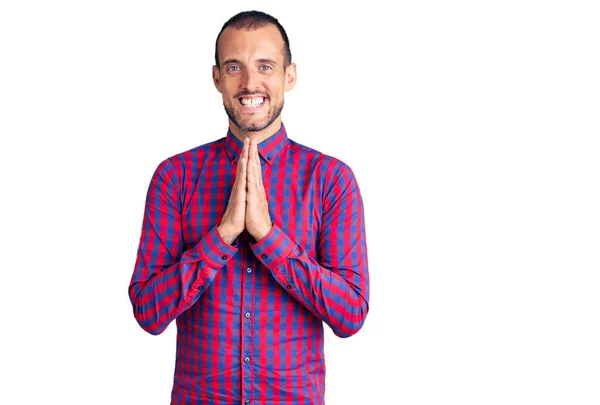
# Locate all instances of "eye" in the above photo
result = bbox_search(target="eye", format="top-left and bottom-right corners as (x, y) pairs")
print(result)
(260, 65), (273, 71)
(227, 65), (240, 72)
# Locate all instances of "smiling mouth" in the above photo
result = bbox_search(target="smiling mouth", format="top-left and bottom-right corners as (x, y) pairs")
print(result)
(239, 96), (266, 109)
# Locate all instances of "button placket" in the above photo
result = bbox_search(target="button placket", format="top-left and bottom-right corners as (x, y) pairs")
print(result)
(240, 247), (254, 401)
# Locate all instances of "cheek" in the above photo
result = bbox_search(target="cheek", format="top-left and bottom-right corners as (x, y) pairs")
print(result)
(224, 84), (238, 96)
(264, 76), (285, 90)
(221, 77), (240, 94)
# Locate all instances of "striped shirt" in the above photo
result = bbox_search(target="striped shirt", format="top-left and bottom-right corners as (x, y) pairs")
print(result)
(129, 123), (370, 405)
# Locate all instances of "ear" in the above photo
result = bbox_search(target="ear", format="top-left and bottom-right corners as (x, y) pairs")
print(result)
(284, 63), (297, 91)
(212, 65), (222, 93)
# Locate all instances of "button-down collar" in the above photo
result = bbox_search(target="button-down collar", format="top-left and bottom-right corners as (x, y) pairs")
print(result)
(224, 123), (289, 166)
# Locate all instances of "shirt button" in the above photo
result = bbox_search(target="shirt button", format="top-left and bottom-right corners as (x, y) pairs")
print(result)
(285, 284), (292, 290)
(221, 255), (227, 260)
(267, 156), (271, 161)
(261, 254), (267, 259)
(245, 400), (250, 405)
(245, 312), (251, 318)
(244, 357), (250, 363)
(246, 267), (252, 273)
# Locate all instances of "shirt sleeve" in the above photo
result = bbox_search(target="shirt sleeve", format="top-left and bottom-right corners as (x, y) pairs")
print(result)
(250, 160), (370, 338)
(128, 159), (237, 335)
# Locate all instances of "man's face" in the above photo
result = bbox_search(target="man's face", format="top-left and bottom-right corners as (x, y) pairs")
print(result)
(213, 24), (296, 133)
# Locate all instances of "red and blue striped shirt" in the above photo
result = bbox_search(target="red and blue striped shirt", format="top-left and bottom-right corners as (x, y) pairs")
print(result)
(129, 123), (370, 405)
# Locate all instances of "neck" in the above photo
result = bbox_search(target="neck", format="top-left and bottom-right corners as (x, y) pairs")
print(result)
(228, 118), (282, 143)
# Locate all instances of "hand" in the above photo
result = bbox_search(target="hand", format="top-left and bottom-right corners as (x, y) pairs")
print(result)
(217, 138), (249, 244)
(245, 139), (273, 241)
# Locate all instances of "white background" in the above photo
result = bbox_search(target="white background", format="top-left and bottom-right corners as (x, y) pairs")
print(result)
(1, 1), (599, 404)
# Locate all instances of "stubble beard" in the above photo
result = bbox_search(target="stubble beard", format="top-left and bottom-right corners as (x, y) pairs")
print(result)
(224, 98), (284, 132)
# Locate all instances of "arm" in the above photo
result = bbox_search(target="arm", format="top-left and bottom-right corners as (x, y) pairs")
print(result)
(128, 159), (237, 335)
(251, 160), (370, 338)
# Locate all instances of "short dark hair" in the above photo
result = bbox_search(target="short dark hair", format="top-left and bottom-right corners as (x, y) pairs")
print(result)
(214, 10), (292, 69)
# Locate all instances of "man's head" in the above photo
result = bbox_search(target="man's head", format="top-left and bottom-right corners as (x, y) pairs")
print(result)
(212, 11), (297, 135)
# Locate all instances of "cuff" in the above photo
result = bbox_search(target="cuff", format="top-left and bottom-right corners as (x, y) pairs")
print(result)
(194, 224), (238, 268)
(250, 224), (295, 267)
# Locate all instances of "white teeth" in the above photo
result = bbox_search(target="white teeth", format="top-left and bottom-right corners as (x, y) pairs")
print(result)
(241, 97), (264, 107)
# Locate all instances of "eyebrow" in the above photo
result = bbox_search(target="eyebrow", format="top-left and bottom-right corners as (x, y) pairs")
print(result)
(222, 58), (243, 66)
(221, 58), (279, 66)
(256, 58), (278, 65)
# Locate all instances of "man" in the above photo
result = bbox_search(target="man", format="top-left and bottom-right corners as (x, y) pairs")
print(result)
(129, 10), (369, 405)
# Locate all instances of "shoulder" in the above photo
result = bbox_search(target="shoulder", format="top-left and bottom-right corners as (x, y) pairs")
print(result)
(168, 137), (225, 168)
(289, 138), (357, 181)
(288, 138), (354, 174)
(151, 137), (225, 180)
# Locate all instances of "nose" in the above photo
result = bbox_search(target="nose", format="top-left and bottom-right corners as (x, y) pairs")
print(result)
(241, 68), (260, 91)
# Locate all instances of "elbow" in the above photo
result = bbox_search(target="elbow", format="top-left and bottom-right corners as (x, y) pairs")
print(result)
(332, 298), (369, 338)
(132, 309), (167, 335)
(138, 319), (167, 336)
(333, 327), (360, 339)
(131, 305), (168, 336)
(129, 287), (168, 336)
(131, 303), (169, 336)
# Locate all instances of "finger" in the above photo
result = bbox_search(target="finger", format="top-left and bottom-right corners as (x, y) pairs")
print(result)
(239, 150), (247, 182)
(234, 139), (249, 196)
(257, 153), (263, 187)
(247, 139), (257, 187)
(250, 140), (263, 187)
(254, 140), (260, 166)
(252, 140), (261, 191)
(243, 137), (250, 160)
(239, 157), (248, 198)
(249, 138), (257, 164)
(235, 145), (243, 182)
(242, 138), (251, 170)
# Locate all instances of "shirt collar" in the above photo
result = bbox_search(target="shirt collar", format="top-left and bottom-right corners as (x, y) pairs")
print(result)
(224, 123), (289, 166)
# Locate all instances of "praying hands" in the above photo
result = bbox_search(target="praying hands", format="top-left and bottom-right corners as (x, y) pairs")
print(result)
(217, 138), (273, 244)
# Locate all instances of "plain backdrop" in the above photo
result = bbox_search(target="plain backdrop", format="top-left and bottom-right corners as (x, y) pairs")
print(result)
(1, 1), (599, 404)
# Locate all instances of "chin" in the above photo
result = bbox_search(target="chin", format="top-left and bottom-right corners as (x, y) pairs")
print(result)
(224, 102), (282, 133)
(238, 120), (271, 132)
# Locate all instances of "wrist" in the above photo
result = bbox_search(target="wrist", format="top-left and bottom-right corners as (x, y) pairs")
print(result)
(217, 224), (238, 245)
(253, 222), (273, 242)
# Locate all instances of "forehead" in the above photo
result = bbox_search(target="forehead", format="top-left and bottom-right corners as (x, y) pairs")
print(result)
(218, 24), (285, 64)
